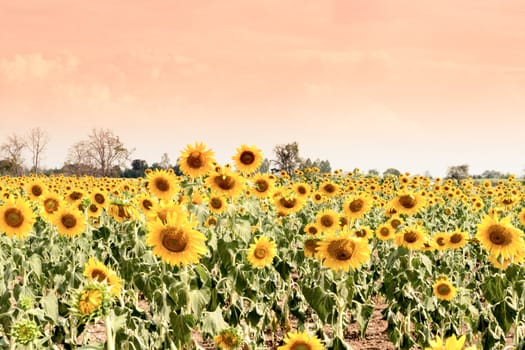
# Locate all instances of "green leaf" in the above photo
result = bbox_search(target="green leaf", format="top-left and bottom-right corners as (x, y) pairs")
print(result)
(41, 292), (59, 323)
(76, 346), (104, 350)
(170, 313), (195, 346)
(201, 306), (228, 336)
(26, 254), (42, 278)
(301, 285), (337, 323)
(353, 301), (374, 338)
(189, 288), (211, 316)
(482, 275), (506, 304)
(330, 336), (352, 350)
(493, 301), (516, 334)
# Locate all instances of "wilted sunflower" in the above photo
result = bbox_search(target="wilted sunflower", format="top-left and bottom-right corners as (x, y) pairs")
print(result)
(343, 194), (372, 220)
(83, 257), (122, 297)
(315, 209), (340, 234)
(232, 144), (263, 174)
(376, 224), (394, 241)
(433, 276), (456, 301)
(179, 142), (216, 178)
(146, 213), (207, 266)
(390, 191), (426, 215)
(146, 169), (180, 201)
(206, 167), (244, 198)
(277, 331), (325, 350)
(75, 282), (112, 318)
(447, 230), (469, 249)
(53, 206), (86, 237)
(214, 327), (241, 350)
(476, 215), (524, 259)
(246, 236), (277, 268)
(316, 232), (371, 271)
(394, 226), (427, 250)
(0, 197), (36, 239)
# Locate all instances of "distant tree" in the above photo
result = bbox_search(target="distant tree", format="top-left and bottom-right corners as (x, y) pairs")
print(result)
(299, 157), (332, 173)
(132, 159), (148, 171)
(25, 127), (49, 174)
(446, 164), (469, 180)
(160, 152), (171, 169)
(367, 169), (379, 176)
(383, 168), (401, 177)
(480, 169), (505, 179)
(1, 134), (26, 175)
(272, 142), (300, 175)
(259, 158), (270, 173)
(0, 159), (15, 175)
(64, 141), (96, 176)
(65, 129), (133, 177)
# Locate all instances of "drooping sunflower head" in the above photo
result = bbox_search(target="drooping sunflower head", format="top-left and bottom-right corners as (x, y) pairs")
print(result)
(0, 197), (36, 239)
(214, 327), (242, 350)
(232, 144), (263, 174)
(277, 330), (325, 350)
(179, 142), (216, 178)
(146, 169), (180, 201)
(316, 232), (371, 272)
(75, 282), (112, 318)
(53, 206), (86, 237)
(146, 213), (207, 266)
(432, 276), (456, 301)
(83, 257), (123, 297)
(394, 226), (427, 250)
(315, 209), (340, 234)
(246, 236), (277, 268)
(476, 215), (525, 259)
(488, 250), (525, 270)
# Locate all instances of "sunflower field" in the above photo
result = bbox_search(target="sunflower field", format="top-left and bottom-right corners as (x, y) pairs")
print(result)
(0, 143), (524, 350)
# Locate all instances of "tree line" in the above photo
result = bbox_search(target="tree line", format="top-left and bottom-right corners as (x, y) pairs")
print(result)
(0, 129), (520, 179)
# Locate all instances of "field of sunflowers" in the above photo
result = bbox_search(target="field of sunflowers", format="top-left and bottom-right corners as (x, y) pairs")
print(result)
(0, 142), (524, 350)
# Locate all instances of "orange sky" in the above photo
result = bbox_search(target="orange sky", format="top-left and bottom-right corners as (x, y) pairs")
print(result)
(1, 1), (525, 176)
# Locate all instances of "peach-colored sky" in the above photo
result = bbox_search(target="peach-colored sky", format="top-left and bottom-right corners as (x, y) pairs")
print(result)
(1, 0), (525, 176)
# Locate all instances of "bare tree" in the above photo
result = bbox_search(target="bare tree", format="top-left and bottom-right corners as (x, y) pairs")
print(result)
(272, 142), (300, 175)
(65, 140), (95, 175)
(160, 152), (171, 169)
(446, 164), (469, 180)
(25, 127), (49, 174)
(1, 134), (26, 175)
(66, 129), (132, 177)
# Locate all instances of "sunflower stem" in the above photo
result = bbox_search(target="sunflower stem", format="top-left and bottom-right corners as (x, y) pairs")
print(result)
(105, 313), (115, 350)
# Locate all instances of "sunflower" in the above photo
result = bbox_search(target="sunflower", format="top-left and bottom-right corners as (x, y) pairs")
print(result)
(376, 224), (394, 241)
(390, 191), (426, 215)
(214, 327), (241, 350)
(87, 203), (103, 218)
(353, 226), (373, 240)
(90, 190), (108, 208)
(447, 230), (469, 249)
(433, 276), (456, 301)
(134, 193), (157, 214)
(319, 181), (339, 197)
(108, 202), (139, 223)
(76, 283), (112, 318)
(0, 197), (35, 239)
(343, 194), (372, 220)
(304, 238), (321, 258)
(205, 216), (218, 227)
(425, 334), (466, 350)
(232, 144), (263, 174)
(432, 232), (450, 251)
(476, 215), (524, 259)
(250, 174), (275, 198)
(394, 226), (427, 250)
(146, 169), (180, 201)
(65, 189), (85, 204)
(208, 195), (228, 214)
(274, 193), (305, 216)
(39, 193), (63, 221)
(488, 250), (524, 270)
(315, 209), (340, 234)
(518, 207), (525, 227)
(246, 236), (277, 268)
(53, 206), (86, 237)
(311, 191), (325, 204)
(83, 257), (123, 297)
(292, 182), (311, 198)
(278, 331), (325, 350)
(304, 223), (320, 236)
(146, 213), (207, 266)
(25, 178), (46, 201)
(179, 142), (216, 178)
(206, 167), (244, 198)
(316, 231), (371, 271)
(387, 216), (403, 230)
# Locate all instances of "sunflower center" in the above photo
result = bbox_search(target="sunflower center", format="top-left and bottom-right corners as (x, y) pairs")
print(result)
(339, 217), (348, 227)
(255, 180), (269, 193)
(31, 185), (43, 197)
(91, 269), (108, 282)
(187, 152), (203, 168)
(240, 151), (255, 165)
(155, 178), (170, 192)
(210, 197), (223, 209)
(404, 231), (418, 243)
(323, 184), (336, 193)
(89, 204), (98, 213)
(254, 247), (267, 259)
(214, 175), (235, 190)
(43, 198), (59, 213)
(5, 208), (24, 228)
(450, 233), (463, 244)
(349, 199), (364, 212)
(279, 197), (297, 209)
(290, 342), (312, 350)
(69, 191), (83, 201)
(488, 225), (511, 246)
(355, 229), (366, 238)
(320, 215), (334, 228)
(161, 228), (188, 253)
(142, 199), (153, 210)
(304, 239), (319, 254)
(437, 283), (451, 296)
(296, 185), (307, 195)
(94, 193), (105, 204)
(380, 227), (390, 236)
(307, 226), (318, 235)
(502, 198), (513, 205)
(436, 237), (446, 246)
(399, 195), (416, 209)
(390, 219), (401, 228)
(327, 239), (355, 261)
(61, 214), (77, 228)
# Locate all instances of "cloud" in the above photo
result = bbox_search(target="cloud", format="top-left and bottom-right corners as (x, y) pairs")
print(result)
(0, 52), (79, 82)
